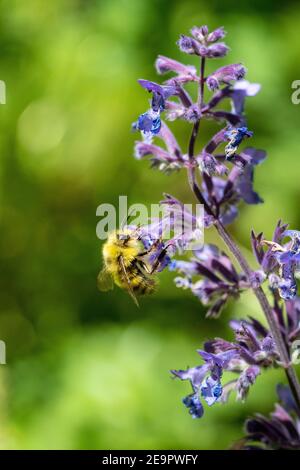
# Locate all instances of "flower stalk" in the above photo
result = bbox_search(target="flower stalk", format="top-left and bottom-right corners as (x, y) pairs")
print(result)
(186, 53), (300, 409)
(131, 23), (300, 443)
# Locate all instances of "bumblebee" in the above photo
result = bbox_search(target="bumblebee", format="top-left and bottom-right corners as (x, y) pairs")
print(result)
(97, 228), (165, 306)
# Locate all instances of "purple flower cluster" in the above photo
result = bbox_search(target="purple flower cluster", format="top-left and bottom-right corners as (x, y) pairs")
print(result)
(170, 244), (265, 318)
(237, 385), (300, 450)
(129, 22), (300, 448)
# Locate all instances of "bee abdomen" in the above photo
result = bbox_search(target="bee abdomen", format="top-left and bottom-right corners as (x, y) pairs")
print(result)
(131, 277), (156, 295)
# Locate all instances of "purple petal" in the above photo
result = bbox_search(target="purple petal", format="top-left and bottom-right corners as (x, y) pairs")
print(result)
(155, 55), (197, 77)
(137, 79), (176, 99)
(206, 27), (226, 43)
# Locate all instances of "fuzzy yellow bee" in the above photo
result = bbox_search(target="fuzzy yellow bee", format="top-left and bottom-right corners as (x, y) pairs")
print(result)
(98, 228), (165, 306)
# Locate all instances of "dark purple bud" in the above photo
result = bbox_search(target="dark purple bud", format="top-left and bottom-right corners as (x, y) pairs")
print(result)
(171, 365), (208, 388)
(273, 220), (289, 244)
(206, 295), (228, 318)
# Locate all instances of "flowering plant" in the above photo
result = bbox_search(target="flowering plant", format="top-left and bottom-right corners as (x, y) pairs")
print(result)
(130, 24), (300, 449)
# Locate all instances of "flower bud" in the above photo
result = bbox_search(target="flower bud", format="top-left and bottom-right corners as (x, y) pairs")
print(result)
(177, 35), (201, 55)
(190, 25), (209, 42)
(207, 27), (226, 43)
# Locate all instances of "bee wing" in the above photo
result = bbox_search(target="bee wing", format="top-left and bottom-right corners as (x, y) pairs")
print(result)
(97, 268), (114, 292)
(119, 256), (140, 308)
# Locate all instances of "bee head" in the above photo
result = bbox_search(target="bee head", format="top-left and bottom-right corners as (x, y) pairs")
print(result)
(116, 232), (131, 244)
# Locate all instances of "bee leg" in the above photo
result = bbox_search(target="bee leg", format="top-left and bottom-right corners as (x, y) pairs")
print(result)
(150, 247), (169, 274)
(138, 238), (163, 257)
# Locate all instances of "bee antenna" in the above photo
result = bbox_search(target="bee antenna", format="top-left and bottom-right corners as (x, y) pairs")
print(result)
(120, 208), (137, 230)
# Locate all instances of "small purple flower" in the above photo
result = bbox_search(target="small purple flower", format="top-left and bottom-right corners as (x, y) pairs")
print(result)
(133, 80), (177, 139)
(253, 227), (300, 300)
(182, 393), (204, 419)
(206, 64), (246, 91)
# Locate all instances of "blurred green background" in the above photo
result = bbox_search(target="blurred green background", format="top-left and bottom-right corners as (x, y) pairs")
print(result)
(0, 0), (300, 450)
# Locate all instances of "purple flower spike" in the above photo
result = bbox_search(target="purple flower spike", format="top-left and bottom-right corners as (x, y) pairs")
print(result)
(131, 23), (300, 438)
(206, 64), (246, 91)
